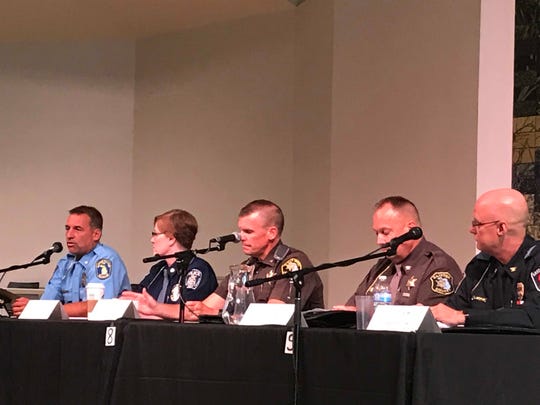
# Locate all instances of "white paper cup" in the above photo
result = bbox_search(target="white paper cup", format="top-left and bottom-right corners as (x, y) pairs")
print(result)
(86, 283), (105, 314)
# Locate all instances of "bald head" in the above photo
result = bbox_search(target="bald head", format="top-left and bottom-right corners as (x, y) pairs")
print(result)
(475, 188), (528, 235)
(471, 188), (529, 263)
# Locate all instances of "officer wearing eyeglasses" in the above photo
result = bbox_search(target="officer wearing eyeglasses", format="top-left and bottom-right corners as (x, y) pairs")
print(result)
(121, 209), (217, 320)
(431, 188), (540, 328)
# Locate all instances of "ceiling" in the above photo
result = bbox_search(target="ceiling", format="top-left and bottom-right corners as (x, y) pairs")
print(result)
(0, 0), (299, 42)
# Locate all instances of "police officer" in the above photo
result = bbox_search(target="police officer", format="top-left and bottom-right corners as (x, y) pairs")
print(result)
(177, 199), (324, 321)
(12, 205), (131, 317)
(121, 209), (217, 319)
(336, 196), (462, 309)
(431, 188), (540, 328)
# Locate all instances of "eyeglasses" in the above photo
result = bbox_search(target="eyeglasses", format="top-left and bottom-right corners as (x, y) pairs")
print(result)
(151, 232), (166, 237)
(471, 220), (499, 229)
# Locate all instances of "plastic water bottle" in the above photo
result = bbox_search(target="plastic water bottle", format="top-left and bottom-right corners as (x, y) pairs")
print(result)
(372, 275), (392, 306)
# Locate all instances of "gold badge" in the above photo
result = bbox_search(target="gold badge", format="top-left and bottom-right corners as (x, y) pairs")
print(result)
(517, 282), (525, 304)
(406, 276), (417, 288)
(430, 271), (454, 295)
(96, 259), (112, 280)
(281, 258), (302, 274)
(510, 266), (518, 273)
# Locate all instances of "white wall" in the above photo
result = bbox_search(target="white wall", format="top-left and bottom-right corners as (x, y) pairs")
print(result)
(0, 1), (515, 308)
(0, 41), (135, 285)
(476, 0), (515, 194)
(325, 0), (484, 305)
(130, 12), (296, 279)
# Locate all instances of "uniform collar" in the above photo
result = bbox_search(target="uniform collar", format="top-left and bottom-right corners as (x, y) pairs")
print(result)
(497, 235), (537, 274)
(399, 237), (429, 269)
(249, 241), (284, 267)
(66, 242), (102, 265)
(482, 236), (536, 279)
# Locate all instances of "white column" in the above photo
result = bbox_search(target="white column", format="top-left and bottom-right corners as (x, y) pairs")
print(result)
(476, 0), (515, 195)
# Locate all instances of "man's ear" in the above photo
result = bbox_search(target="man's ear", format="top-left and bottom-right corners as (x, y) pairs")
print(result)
(267, 226), (279, 241)
(92, 228), (102, 242)
(406, 220), (418, 230)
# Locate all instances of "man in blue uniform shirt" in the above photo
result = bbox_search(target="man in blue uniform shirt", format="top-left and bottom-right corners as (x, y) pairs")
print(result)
(12, 205), (131, 317)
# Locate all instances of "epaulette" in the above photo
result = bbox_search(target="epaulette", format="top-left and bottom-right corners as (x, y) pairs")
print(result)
(524, 244), (537, 260)
(474, 251), (491, 261)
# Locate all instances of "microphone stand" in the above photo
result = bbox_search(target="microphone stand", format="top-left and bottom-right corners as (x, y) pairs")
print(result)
(0, 256), (54, 274)
(141, 240), (233, 322)
(175, 251), (194, 323)
(245, 246), (396, 405)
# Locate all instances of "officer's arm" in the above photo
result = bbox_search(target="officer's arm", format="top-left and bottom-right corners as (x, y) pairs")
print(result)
(63, 302), (88, 317)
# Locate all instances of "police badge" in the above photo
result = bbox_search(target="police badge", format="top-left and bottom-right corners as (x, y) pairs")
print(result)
(516, 282), (525, 305)
(170, 283), (181, 302)
(96, 259), (112, 280)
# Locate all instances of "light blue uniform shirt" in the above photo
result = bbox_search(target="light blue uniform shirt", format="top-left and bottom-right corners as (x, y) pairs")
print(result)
(41, 243), (131, 303)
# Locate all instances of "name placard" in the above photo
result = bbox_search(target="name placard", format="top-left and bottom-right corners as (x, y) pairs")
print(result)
(240, 303), (296, 326)
(367, 305), (440, 333)
(19, 300), (68, 320)
(87, 299), (139, 321)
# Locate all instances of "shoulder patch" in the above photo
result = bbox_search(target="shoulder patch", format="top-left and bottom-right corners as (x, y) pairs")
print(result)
(96, 259), (112, 280)
(530, 268), (540, 292)
(185, 269), (203, 290)
(430, 271), (454, 295)
(281, 258), (302, 275)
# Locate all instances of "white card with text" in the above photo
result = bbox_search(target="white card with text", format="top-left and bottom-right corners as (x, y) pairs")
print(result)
(367, 305), (440, 333)
(240, 303), (295, 326)
(19, 300), (68, 320)
(87, 299), (139, 321)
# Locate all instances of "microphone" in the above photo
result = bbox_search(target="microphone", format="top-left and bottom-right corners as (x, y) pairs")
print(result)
(382, 227), (423, 249)
(34, 242), (63, 262)
(210, 232), (241, 245)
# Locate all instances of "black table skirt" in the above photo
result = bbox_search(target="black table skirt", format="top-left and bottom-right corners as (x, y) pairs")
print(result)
(413, 331), (540, 405)
(0, 318), (124, 405)
(3, 318), (538, 405)
(110, 322), (414, 405)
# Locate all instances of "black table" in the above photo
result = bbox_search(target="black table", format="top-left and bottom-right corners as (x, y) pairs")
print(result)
(413, 329), (540, 405)
(2, 318), (540, 405)
(0, 318), (125, 405)
(110, 322), (414, 405)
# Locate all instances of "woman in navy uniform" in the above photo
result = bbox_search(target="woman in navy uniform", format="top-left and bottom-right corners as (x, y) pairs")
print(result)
(123, 209), (217, 319)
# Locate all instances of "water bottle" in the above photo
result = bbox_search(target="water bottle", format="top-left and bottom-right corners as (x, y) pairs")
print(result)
(372, 275), (392, 306)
